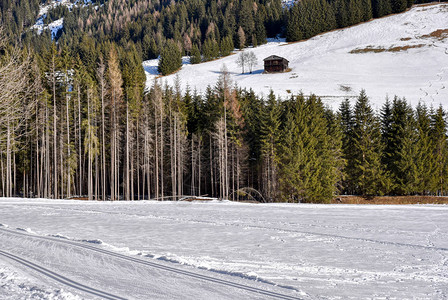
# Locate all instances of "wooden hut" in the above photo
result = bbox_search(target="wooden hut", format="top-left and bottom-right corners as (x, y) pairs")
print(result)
(263, 55), (289, 73)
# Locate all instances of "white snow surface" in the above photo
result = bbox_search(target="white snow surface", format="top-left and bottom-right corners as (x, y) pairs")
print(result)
(144, 4), (448, 110)
(0, 198), (447, 299)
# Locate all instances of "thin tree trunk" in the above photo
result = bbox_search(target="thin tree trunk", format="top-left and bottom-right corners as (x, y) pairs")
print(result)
(53, 55), (58, 199)
(126, 101), (130, 201)
(78, 85), (82, 196)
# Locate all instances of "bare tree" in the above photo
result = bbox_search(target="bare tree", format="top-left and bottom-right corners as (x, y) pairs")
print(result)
(97, 56), (108, 200)
(247, 51), (257, 74)
(236, 52), (248, 74)
(0, 31), (34, 197)
(108, 47), (123, 201)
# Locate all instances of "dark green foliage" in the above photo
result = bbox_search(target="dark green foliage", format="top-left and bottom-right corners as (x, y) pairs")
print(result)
(158, 41), (182, 75)
(277, 95), (341, 203)
(286, 4), (304, 42)
(429, 106), (448, 194)
(220, 36), (234, 57)
(351, 90), (388, 196)
(0, 0), (41, 37)
(414, 103), (433, 194)
(387, 97), (417, 194)
(372, 0), (392, 18)
(339, 99), (354, 194)
(202, 39), (219, 62)
(391, 0), (407, 13)
(190, 44), (202, 64)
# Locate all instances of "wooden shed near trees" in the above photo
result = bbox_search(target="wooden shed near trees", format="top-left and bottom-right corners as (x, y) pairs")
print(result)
(263, 55), (289, 73)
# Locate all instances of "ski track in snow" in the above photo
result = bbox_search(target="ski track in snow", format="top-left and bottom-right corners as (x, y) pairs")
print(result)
(0, 226), (303, 300)
(0, 249), (125, 300)
(23, 204), (448, 252)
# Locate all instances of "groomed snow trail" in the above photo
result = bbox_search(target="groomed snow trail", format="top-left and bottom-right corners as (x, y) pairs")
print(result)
(0, 249), (125, 300)
(0, 198), (447, 299)
(0, 227), (301, 300)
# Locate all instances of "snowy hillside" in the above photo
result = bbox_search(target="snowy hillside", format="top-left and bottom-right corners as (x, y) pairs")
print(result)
(31, 0), (97, 38)
(144, 3), (448, 109)
(0, 198), (447, 299)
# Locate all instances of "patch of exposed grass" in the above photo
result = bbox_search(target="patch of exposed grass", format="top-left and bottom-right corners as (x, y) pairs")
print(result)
(350, 44), (425, 53)
(339, 84), (353, 92)
(420, 29), (448, 41)
(400, 37), (412, 41)
(333, 195), (448, 205)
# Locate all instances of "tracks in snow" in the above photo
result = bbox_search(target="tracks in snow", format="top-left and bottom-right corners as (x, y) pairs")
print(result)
(0, 249), (126, 300)
(37, 205), (448, 253)
(0, 227), (302, 300)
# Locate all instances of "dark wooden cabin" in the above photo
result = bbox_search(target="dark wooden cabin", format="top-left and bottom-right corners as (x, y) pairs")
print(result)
(263, 55), (289, 73)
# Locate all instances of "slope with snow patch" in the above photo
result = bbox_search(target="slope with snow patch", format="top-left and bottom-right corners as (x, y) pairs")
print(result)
(31, 0), (97, 38)
(144, 3), (448, 109)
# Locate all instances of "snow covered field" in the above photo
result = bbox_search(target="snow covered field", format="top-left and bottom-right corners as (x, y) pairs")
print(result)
(0, 198), (447, 299)
(144, 3), (448, 109)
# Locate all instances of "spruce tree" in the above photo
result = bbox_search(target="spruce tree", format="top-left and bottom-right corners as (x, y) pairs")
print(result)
(391, 98), (418, 194)
(339, 98), (354, 194)
(158, 40), (182, 75)
(351, 90), (388, 196)
(430, 106), (448, 195)
(286, 4), (303, 42)
(260, 91), (281, 201)
(391, 0), (407, 13)
(278, 95), (339, 202)
(388, 97), (415, 194)
(415, 103), (433, 195)
(190, 44), (201, 64)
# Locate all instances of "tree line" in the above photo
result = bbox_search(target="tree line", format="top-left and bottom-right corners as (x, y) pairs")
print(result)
(1, 34), (448, 202)
(4, 0), (444, 77)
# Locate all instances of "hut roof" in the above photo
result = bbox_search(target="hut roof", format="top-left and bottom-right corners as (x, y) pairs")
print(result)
(263, 55), (289, 63)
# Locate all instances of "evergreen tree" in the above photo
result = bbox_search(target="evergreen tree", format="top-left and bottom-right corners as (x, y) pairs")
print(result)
(386, 97), (415, 193)
(190, 44), (202, 64)
(351, 90), (388, 196)
(220, 36), (234, 57)
(430, 106), (448, 195)
(158, 40), (182, 75)
(391, 0), (407, 13)
(260, 91), (281, 201)
(339, 98), (354, 194)
(286, 3), (303, 42)
(278, 95), (340, 203)
(414, 103), (433, 194)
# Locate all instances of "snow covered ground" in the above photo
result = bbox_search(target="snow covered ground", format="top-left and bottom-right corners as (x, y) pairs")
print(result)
(144, 3), (448, 110)
(0, 198), (447, 299)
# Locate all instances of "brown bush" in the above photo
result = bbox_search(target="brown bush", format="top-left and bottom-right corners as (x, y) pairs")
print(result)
(332, 195), (448, 205)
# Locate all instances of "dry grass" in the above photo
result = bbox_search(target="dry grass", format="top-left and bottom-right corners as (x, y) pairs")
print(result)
(350, 44), (425, 53)
(420, 29), (448, 41)
(400, 37), (412, 41)
(350, 46), (386, 53)
(339, 84), (353, 92)
(416, 2), (445, 9)
(68, 197), (89, 200)
(333, 195), (448, 205)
